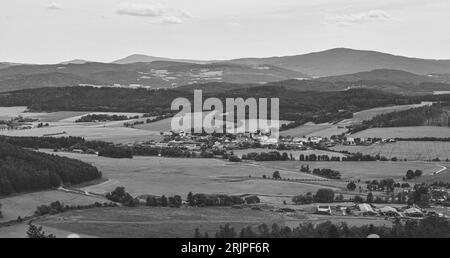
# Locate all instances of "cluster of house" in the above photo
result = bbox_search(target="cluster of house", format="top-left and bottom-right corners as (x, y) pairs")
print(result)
(144, 130), (279, 151)
(316, 204), (446, 218)
(278, 135), (396, 149)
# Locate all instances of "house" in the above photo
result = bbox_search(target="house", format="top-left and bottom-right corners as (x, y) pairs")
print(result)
(0, 124), (8, 131)
(316, 206), (332, 215)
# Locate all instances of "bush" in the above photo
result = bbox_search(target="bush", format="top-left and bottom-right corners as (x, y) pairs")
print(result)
(314, 189), (335, 203)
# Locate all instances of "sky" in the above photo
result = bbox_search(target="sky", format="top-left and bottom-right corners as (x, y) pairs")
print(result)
(1, 0), (450, 64)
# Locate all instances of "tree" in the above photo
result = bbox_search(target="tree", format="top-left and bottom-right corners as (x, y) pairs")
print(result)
(347, 182), (357, 191)
(194, 228), (202, 238)
(314, 189), (335, 203)
(26, 223), (56, 238)
(366, 192), (374, 203)
(414, 170), (423, 178)
(187, 192), (194, 206)
(272, 171), (281, 180)
(160, 195), (168, 207)
(406, 170), (415, 180)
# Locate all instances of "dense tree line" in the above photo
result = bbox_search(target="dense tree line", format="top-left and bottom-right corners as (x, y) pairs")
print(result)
(186, 192), (245, 207)
(98, 146), (133, 159)
(35, 201), (118, 216)
(292, 189), (336, 204)
(0, 136), (112, 152)
(0, 86), (419, 124)
(76, 114), (138, 123)
(0, 141), (102, 196)
(349, 103), (449, 134)
(198, 216), (450, 238)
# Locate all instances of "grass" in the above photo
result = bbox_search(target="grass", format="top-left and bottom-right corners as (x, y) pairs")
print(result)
(36, 207), (285, 238)
(39, 151), (331, 197)
(351, 126), (450, 139)
(233, 148), (346, 159)
(262, 161), (443, 181)
(332, 141), (450, 161)
(0, 190), (105, 223)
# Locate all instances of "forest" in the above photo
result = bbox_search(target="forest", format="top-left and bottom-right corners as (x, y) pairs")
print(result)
(0, 86), (420, 123)
(0, 141), (102, 196)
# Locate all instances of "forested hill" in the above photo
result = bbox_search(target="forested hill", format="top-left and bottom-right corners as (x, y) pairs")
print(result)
(0, 86), (419, 122)
(0, 141), (102, 196)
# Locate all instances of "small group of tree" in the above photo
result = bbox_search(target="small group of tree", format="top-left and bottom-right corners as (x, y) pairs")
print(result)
(341, 152), (393, 162)
(98, 146), (133, 159)
(292, 189), (335, 204)
(106, 187), (137, 207)
(146, 195), (182, 208)
(311, 168), (341, 180)
(35, 201), (118, 216)
(405, 170), (423, 180)
(186, 192), (245, 207)
(26, 223), (56, 239)
(299, 154), (341, 162)
(197, 216), (450, 238)
(242, 151), (290, 162)
(366, 179), (396, 192)
(76, 114), (138, 123)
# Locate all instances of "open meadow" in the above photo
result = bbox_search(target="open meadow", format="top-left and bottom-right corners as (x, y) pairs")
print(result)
(0, 190), (106, 223)
(260, 161), (445, 181)
(35, 207), (285, 238)
(332, 141), (450, 161)
(351, 126), (450, 138)
(39, 151), (330, 197)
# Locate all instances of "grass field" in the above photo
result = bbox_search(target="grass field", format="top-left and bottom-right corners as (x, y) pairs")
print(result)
(262, 161), (443, 181)
(351, 126), (450, 138)
(280, 123), (347, 138)
(0, 190), (106, 223)
(40, 151), (330, 198)
(35, 207), (285, 238)
(233, 148), (346, 159)
(280, 102), (433, 138)
(332, 141), (450, 161)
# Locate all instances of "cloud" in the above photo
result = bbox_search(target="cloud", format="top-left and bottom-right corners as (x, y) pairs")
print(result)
(116, 2), (191, 25)
(325, 10), (392, 26)
(47, 2), (62, 10)
(228, 22), (243, 28)
(153, 16), (184, 25)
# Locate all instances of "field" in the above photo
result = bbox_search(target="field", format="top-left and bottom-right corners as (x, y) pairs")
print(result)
(280, 122), (347, 138)
(347, 102), (433, 124)
(39, 151), (329, 197)
(0, 190), (106, 223)
(280, 102), (433, 138)
(351, 126), (450, 138)
(332, 141), (450, 161)
(0, 107), (162, 144)
(261, 161), (445, 181)
(35, 207), (285, 238)
(233, 148), (346, 159)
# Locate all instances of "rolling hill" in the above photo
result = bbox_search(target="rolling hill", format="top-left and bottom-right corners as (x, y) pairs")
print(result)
(316, 69), (435, 84)
(113, 54), (216, 64)
(229, 48), (450, 77)
(0, 62), (308, 92)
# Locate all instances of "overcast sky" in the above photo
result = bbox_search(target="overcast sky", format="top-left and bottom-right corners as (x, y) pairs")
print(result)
(1, 0), (449, 64)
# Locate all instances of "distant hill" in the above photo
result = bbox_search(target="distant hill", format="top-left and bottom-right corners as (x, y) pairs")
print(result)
(0, 63), (20, 70)
(0, 62), (308, 92)
(316, 69), (435, 84)
(0, 72), (101, 92)
(229, 48), (450, 77)
(59, 59), (92, 65)
(113, 54), (216, 64)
